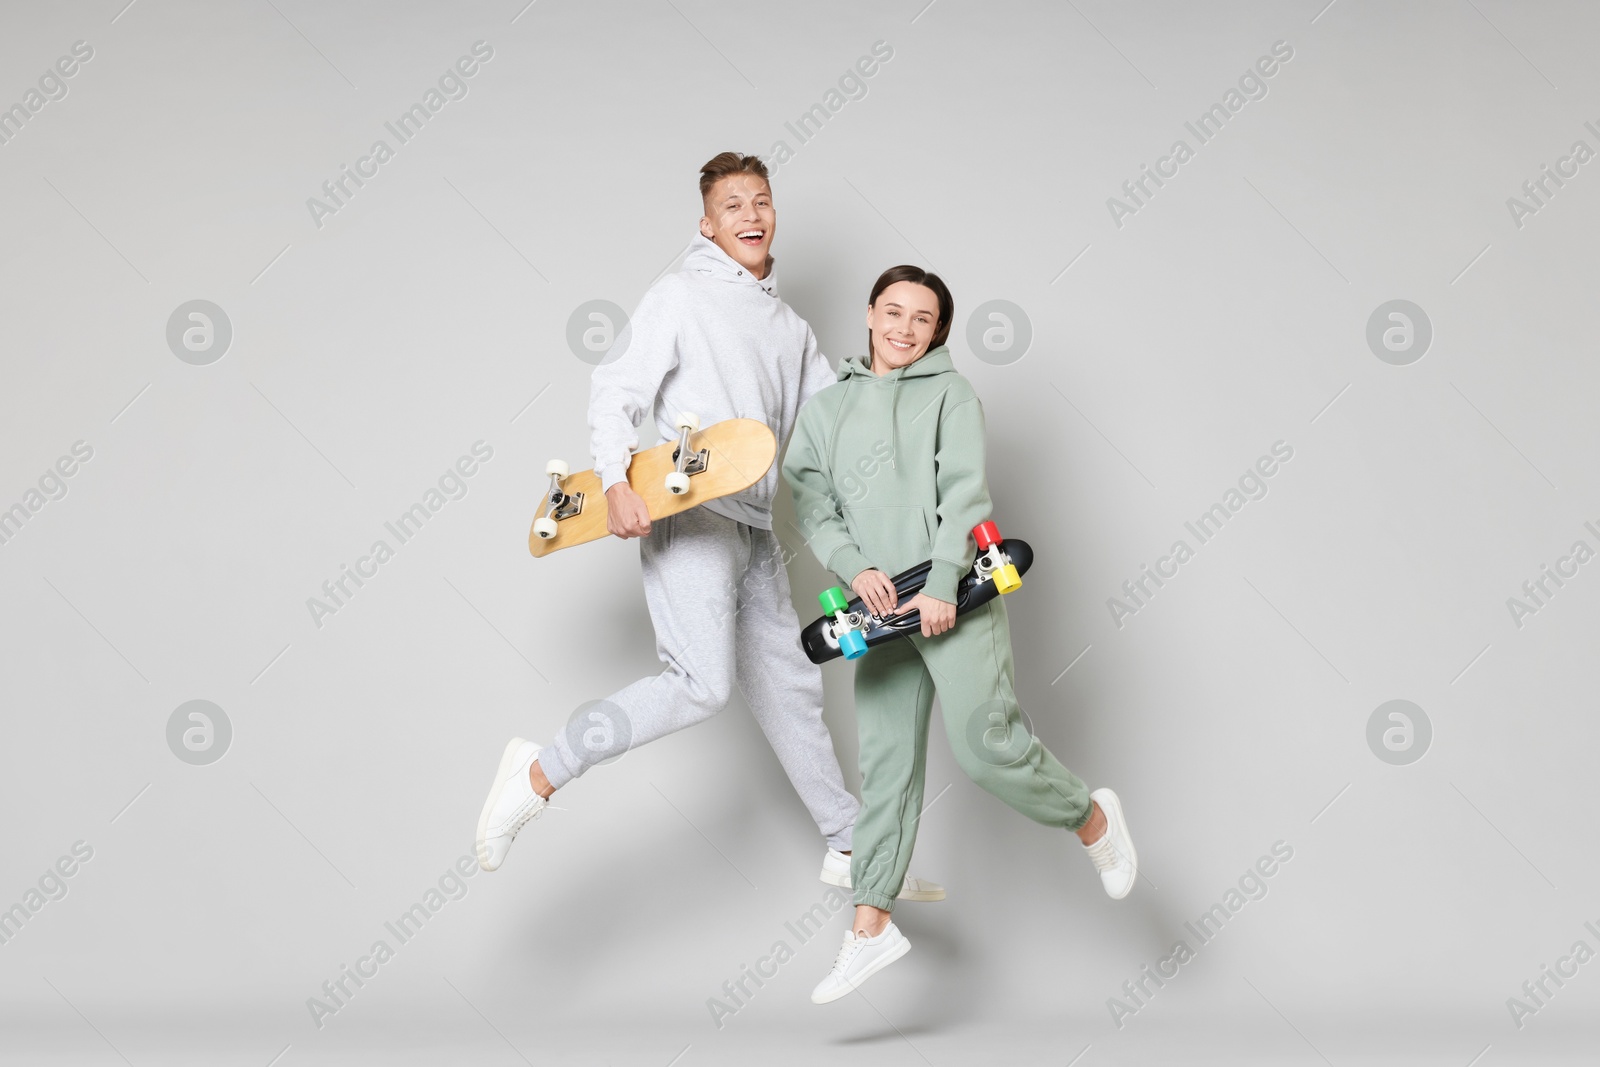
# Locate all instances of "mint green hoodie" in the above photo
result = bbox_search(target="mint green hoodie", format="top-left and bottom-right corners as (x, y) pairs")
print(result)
(783, 345), (993, 604)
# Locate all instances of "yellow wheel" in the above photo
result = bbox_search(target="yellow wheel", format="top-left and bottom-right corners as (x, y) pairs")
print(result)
(994, 563), (1021, 594)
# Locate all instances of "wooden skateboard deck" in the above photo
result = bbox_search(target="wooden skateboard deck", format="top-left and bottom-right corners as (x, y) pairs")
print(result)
(800, 538), (1034, 664)
(528, 418), (777, 557)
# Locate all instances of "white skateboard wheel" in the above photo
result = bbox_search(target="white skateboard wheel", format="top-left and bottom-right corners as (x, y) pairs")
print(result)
(545, 459), (569, 478)
(665, 471), (691, 496)
(674, 411), (700, 432)
(533, 516), (558, 540)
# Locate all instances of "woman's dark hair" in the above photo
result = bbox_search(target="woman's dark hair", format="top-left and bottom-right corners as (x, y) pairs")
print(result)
(866, 265), (954, 356)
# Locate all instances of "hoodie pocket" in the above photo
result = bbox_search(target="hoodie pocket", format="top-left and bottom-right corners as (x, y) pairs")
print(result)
(842, 504), (932, 577)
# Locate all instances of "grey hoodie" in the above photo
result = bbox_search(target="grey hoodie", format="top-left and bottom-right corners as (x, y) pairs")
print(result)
(587, 234), (834, 529)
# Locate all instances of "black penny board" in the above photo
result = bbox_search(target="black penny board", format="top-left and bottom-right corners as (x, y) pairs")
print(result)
(799, 539), (1034, 665)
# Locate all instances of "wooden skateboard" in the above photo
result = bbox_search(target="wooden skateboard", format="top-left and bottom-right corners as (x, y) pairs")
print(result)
(801, 521), (1032, 664)
(528, 413), (777, 557)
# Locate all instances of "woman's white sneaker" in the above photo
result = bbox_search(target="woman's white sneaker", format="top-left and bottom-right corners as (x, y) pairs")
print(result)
(819, 849), (946, 901)
(1081, 787), (1137, 899)
(810, 922), (911, 1004)
(475, 738), (546, 872)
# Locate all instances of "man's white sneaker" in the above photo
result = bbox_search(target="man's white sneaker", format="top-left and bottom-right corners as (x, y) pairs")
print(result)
(819, 849), (946, 901)
(1082, 787), (1137, 899)
(475, 738), (547, 872)
(810, 923), (911, 1004)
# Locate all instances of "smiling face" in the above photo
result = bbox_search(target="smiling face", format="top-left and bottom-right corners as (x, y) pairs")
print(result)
(699, 173), (776, 279)
(866, 280), (942, 374)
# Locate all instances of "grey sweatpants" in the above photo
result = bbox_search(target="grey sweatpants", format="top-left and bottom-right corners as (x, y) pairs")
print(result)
(538, 505), (858, 852)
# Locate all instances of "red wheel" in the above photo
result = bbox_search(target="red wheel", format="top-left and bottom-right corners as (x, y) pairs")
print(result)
(973, 520), (1001, 549)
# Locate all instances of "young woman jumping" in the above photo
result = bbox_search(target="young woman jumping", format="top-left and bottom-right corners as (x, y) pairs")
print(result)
(782, 265), (1139, 1003)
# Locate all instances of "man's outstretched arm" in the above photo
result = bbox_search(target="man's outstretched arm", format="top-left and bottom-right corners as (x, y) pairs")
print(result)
(587, 284), (678, 537)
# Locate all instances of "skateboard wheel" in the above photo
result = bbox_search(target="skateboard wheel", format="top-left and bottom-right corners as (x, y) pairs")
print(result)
(818, 586), (850, 614)
(994, 563), (1021, 594)
(973, 520), (1001, 550)
(674, 411), (700, 432)
(545, 459), (569, 478)
(533, 516), (558, 540)
(665, 470), (691, 496)
(839, 631), (868, 660)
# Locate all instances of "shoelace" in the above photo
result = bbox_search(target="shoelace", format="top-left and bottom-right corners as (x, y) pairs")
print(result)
(1084, 832), (1124, 873)
(827, 934), (867, 976)
(500, 794), (543, 836)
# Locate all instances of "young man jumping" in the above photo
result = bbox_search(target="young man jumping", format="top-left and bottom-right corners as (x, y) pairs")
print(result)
(474, 152), (941, 903)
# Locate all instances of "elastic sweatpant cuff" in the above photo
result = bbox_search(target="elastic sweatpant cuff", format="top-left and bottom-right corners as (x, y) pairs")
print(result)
(853, 889), (896, 913)
(537, 744), (575, 790)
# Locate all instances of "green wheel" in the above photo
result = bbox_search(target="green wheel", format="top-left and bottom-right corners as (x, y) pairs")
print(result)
(818, 586), (850, 614)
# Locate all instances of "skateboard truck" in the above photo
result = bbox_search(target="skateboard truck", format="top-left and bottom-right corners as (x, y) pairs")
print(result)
(972, 521), (1022, 594)
(817, 586), (870, 660)
(532, 460), (584, 541)
(665, 411), (708, 496)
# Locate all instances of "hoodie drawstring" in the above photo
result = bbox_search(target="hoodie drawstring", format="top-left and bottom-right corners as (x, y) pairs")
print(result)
(889, 368), (902, 470)
(822, 346), (955, 485)
(827, 354), (916, 477)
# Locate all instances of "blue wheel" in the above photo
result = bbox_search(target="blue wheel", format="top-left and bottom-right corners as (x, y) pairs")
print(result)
(839, 631), (868, 660)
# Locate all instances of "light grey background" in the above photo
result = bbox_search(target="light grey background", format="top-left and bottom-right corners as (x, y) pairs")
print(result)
(2, 1), (1598, 1064)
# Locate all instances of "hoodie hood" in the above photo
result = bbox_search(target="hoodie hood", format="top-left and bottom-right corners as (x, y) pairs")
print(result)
(680, 233), (779, 298)
(833, 345), (958, 469)
(836, 345), (957, 382)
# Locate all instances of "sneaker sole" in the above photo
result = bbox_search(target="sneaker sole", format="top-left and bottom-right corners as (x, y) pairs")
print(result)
(1090, 787), (1137, 899)
(476, 737), (530, 872)
(812, 936), (911, 1004)
(818, 866), (849, 889)
(896, 883), (946, 902)
(817, 868), (946, 902)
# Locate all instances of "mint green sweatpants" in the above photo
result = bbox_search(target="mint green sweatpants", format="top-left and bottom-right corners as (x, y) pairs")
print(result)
(850, 597), (1092, 911)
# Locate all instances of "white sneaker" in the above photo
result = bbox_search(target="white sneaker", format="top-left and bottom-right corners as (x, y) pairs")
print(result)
(819, 849), (946, 901)
(810, 923), (911, 1004)
(1082, 787), (1137, 899)
(475, 738), (547, 872)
